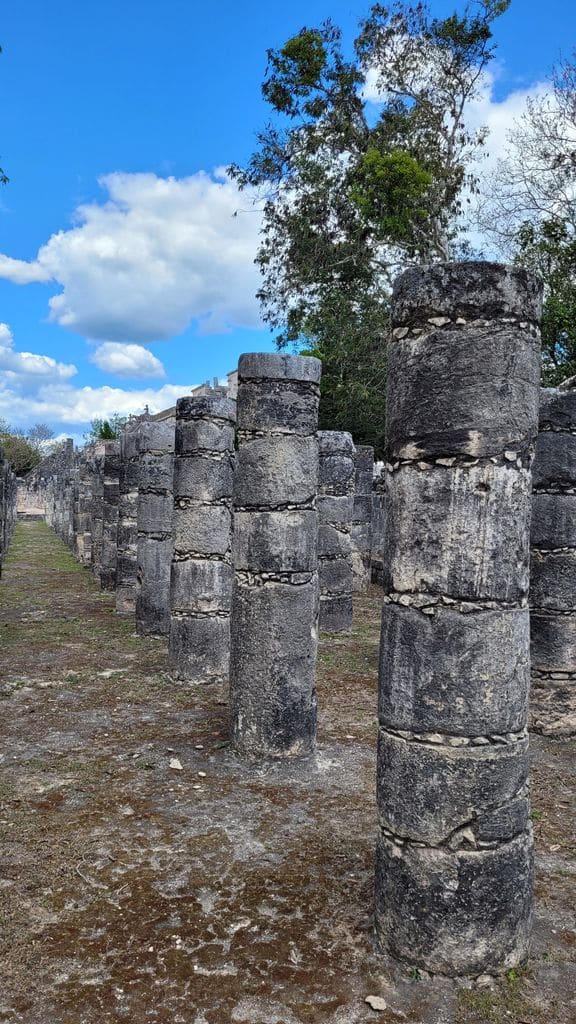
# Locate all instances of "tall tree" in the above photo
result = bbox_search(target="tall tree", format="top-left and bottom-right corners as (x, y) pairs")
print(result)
(230, 1), (510, 453)
(483, 51), (576, 384)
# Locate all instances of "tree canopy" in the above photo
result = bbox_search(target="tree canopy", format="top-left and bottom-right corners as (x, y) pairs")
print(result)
(85, 415), (128, 442)
(231, 1), (510, 453)
(484, 50), (576, 385)
(0, 420), (55, 476)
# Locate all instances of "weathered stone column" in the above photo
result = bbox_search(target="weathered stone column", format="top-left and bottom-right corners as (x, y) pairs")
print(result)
(370, 466), (386, 586)
(531, 383), (576, 737)
(116, 420), (143, 615)
(100, 441), (121, 591)
(351, 445), (374, 592)
(317, 431), (355, 631)
(136, 419), (175, 636)
(169, 395), (236, 682)
(230, 352), (321, 759)
(375, 262), (542, 976)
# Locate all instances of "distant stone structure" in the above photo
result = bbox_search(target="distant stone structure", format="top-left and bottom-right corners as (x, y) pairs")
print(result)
(136, 419), (175, 636)
(317, 431), (355, 631)
(230, 352), (321, 759)
(351, 445), (374, 592)
(169, 395), (236, 683)
(376, 262), (542, 976)
(531, 381), (576, 737)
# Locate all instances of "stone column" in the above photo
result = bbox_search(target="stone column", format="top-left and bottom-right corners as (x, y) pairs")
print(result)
(375, 262), (542, 976)
(90, 445), (105, 577)
(351, 445), (374, 592)
(136, 419), (175, 636)
(370, 467), (386, 586)
(169, 395), (236, 682)
(230, 352), (321, 759)
(100, 440), (121, 591)
(116, 420), (143, 615)
(530, 383), (576, 737)
(317, 431), (355, 631)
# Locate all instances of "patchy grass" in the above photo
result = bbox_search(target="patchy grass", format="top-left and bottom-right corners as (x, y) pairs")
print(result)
(0, 522), (574, 1024)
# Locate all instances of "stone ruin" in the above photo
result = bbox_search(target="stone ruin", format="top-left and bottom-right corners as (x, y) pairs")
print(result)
(14, 259), (575, 979)
(0, 445), (17, 576)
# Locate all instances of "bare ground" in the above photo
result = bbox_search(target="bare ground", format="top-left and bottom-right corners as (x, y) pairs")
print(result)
(0, 520), (575, 1024)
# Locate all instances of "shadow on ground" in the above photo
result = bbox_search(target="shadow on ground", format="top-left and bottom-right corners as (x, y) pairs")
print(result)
(0, 521), (575, 1023)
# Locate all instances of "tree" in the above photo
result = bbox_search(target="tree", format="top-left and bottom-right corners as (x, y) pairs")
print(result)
(482, 52), (576, 384)
(85, 414), (127, 442)
(482, 52), (576, 251)
(230, 1), (510, 453)
(0, 420), (54, 475)
(514, 219), (576, 385)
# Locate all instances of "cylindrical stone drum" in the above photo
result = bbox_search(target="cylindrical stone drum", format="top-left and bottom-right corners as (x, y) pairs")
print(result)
(116, 419), (144, 616)
(136, 419), (175, 636)
(169, 395), (236, 683)
(376, 262), (542, 976)
(530, 384), (576, 737)
(318, 431), (355, 631)
(229, 352), (321, 759)
(100, 441), (121, 592)
(351, 445), (374, 592)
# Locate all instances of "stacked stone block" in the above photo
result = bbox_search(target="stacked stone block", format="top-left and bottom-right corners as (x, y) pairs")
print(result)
(376, 262), (542, 976)
(370, 466), (386, 586)
(116, 419), (144, 615)
(89, 446), (106, 577)
(136, 419), (175, 636)
(0, 448), (17, 577)
(100, 441), (121, 591)
(169, 395), (236, 682)
(230, 353), (321, 759)
(351, 445), (374, 592)
(317, 431), (355, 631)
(530, 384), (576, 737)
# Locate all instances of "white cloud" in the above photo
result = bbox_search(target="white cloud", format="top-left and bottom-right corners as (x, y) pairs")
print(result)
(363, 65), (547, 172)
(0, 322), (77, 381)
(90, 341), (165, 379)
(0, 169), (264, 343)
(0, 380), (197, 430)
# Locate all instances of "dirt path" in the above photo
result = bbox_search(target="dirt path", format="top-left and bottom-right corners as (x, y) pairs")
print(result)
(0, 520), (575, 1024)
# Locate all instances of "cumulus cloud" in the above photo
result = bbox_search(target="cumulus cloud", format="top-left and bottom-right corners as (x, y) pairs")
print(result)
(0, 380), (197, 430)
(90, 341), (166, 379)
(0, 322), (77, 381)
(0, 169), (264, 343)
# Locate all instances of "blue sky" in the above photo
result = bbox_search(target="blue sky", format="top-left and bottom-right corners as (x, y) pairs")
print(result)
(0, 0), (574, 437)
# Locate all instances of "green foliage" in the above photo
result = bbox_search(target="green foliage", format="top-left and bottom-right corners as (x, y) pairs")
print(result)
(515, 218), (576, 385)
(85, 414), (127, 441)
(231, 2), (508, 450)
(0, 420), (55, 475)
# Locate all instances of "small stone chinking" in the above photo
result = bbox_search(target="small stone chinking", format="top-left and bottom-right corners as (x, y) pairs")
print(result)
(375, 261), (543, 977)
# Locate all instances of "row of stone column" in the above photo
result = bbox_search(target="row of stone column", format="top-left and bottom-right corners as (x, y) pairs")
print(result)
(18, 260), (573, 980)
(0, 447), (17, 577)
